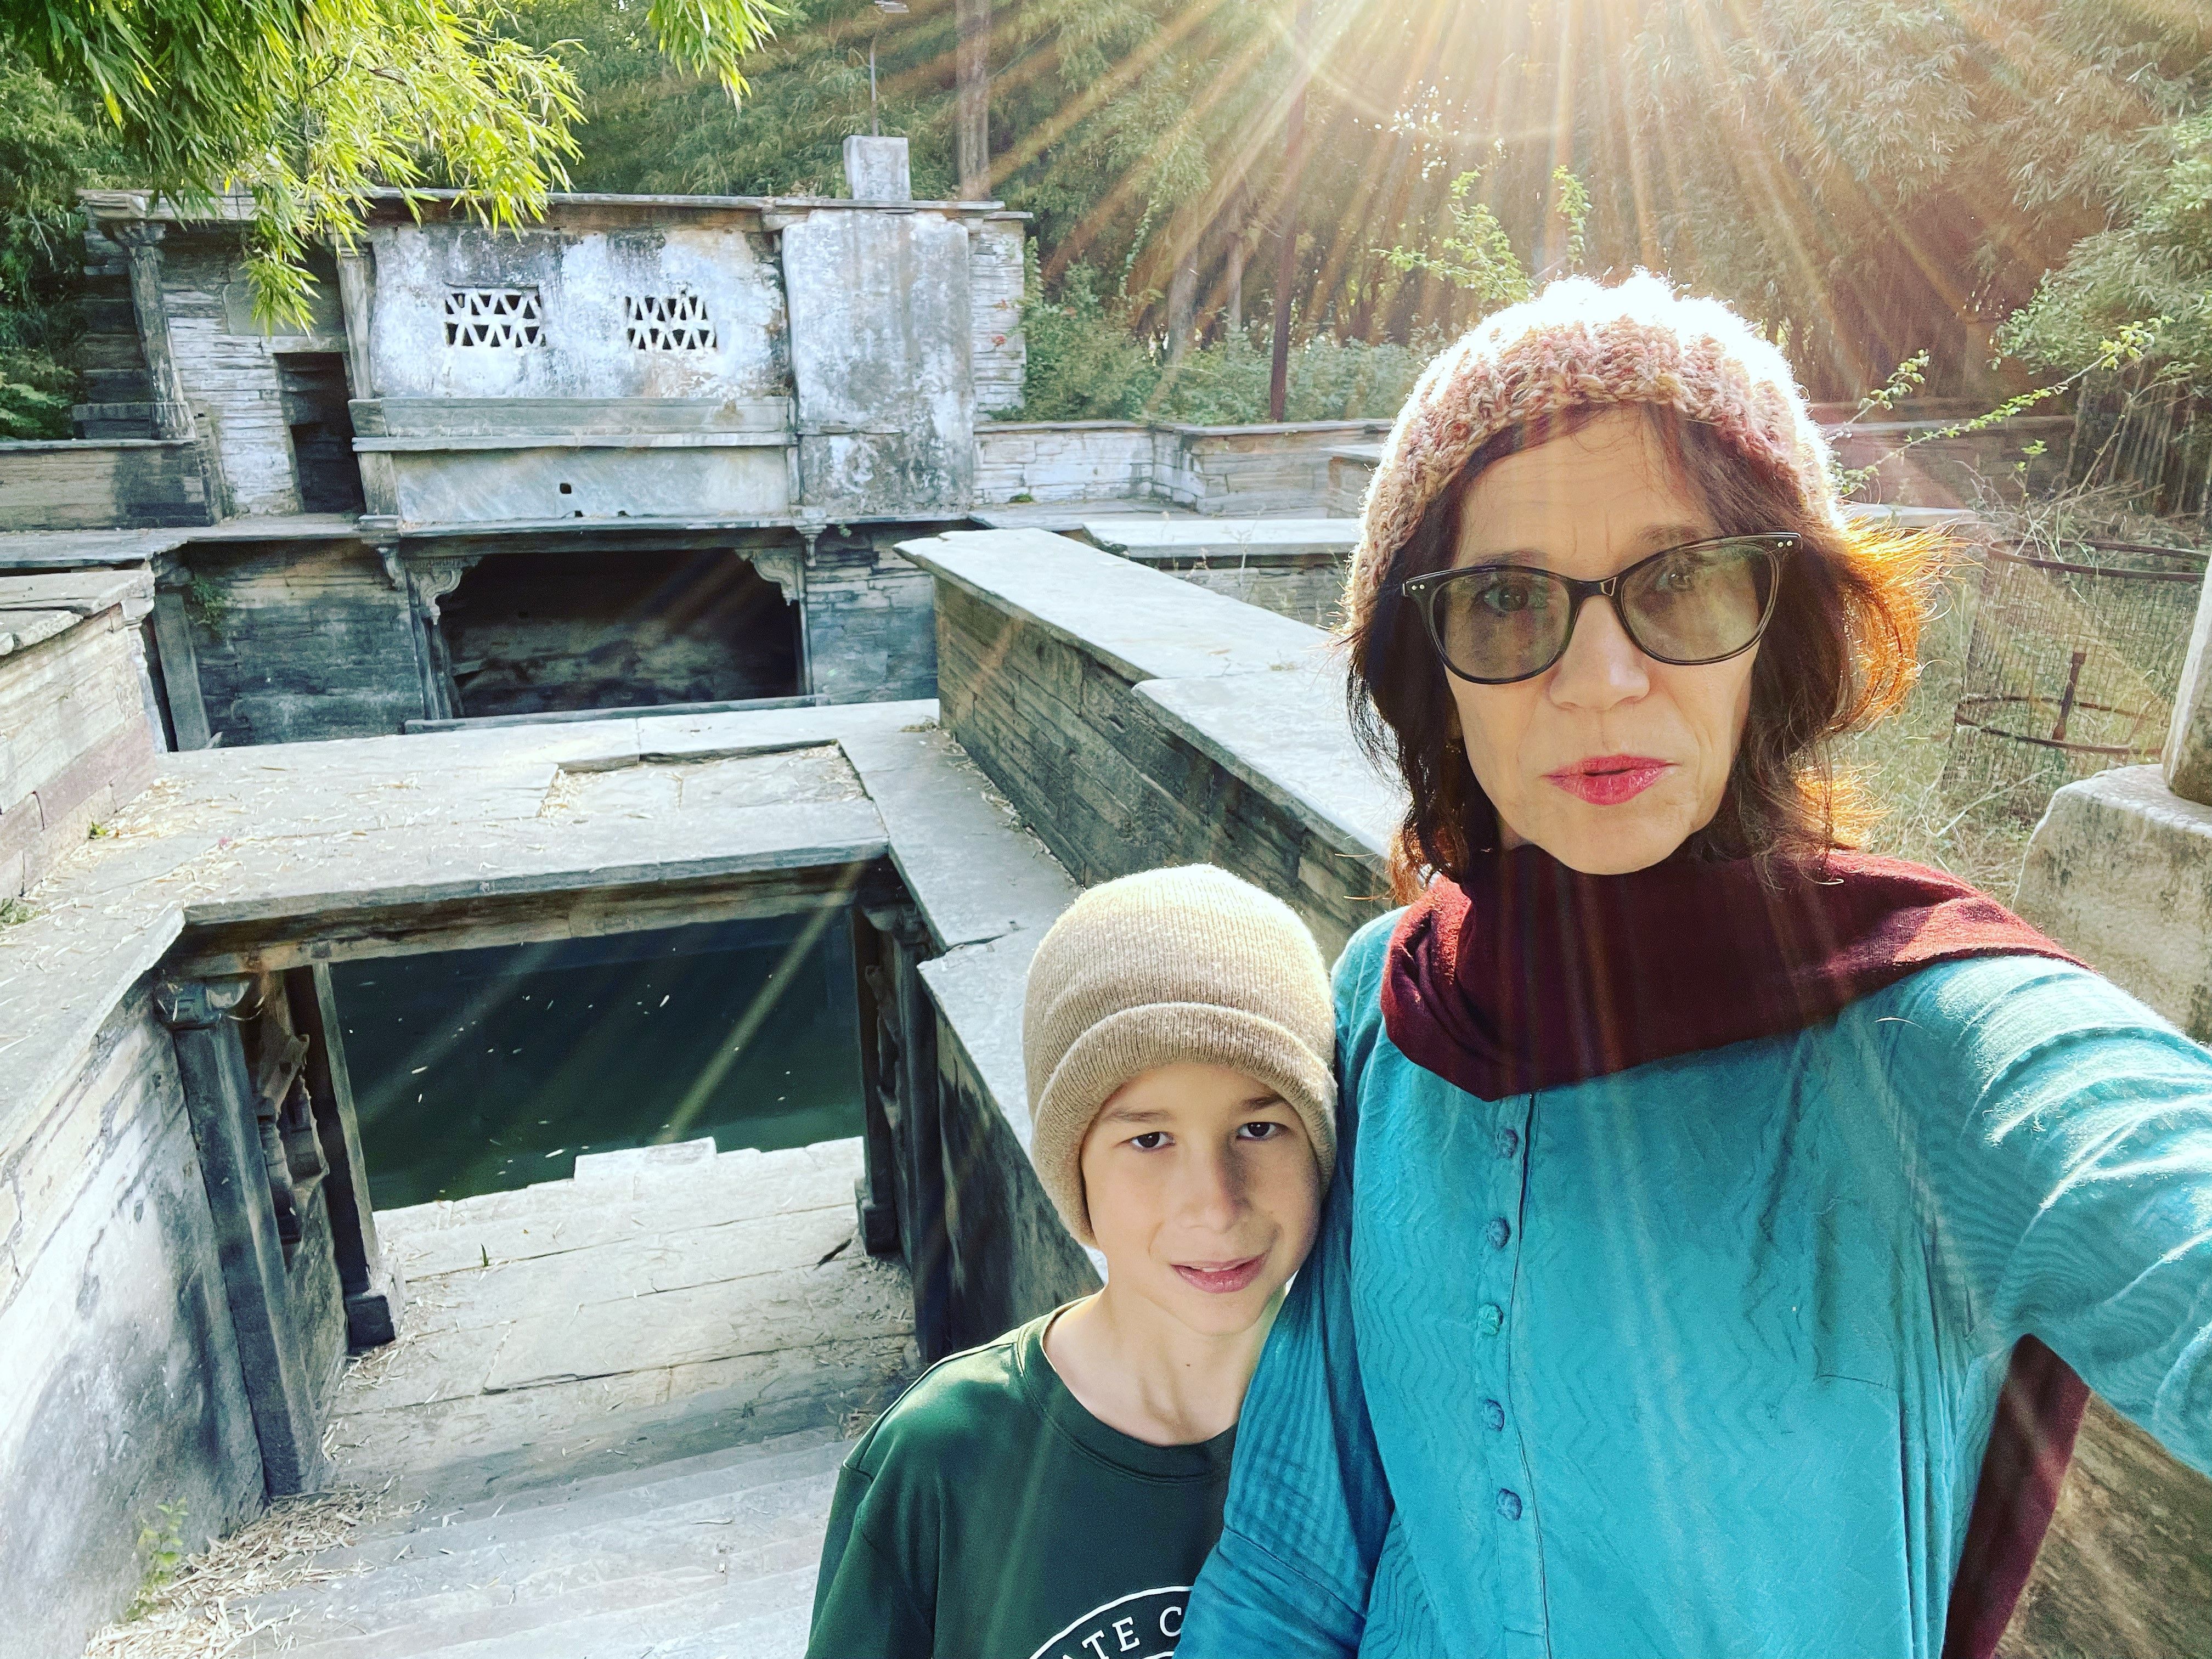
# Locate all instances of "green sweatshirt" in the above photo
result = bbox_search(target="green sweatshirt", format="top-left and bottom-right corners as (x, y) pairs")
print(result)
(806, 1308), (1234, 1659)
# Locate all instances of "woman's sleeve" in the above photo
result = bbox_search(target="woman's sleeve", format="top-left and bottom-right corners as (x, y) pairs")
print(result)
(1177, 926), (1397, 1658)
(1893, 958), (2212, 1472)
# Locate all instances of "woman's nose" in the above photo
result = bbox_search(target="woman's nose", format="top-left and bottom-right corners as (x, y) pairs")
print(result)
(1548, 592), (1651, 711)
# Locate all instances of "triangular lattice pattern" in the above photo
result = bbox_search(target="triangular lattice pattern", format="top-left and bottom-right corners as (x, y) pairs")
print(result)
(444, 288), (543, 348)
(625, 292), (717, 353)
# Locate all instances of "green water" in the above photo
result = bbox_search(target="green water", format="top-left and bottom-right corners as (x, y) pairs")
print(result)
(332, 912), (865, 1210)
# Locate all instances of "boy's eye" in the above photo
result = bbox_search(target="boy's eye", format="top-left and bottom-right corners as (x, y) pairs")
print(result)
(1236, 1121), (1285, 1141)
(1129, 1131), (1169, 1151)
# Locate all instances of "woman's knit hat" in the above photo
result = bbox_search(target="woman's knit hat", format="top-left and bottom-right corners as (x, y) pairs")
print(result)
(1345, 272), (1841, 635)
(1022, 865), (1336, 1247)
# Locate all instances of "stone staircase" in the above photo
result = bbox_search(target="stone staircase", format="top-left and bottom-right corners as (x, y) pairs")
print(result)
(229, 1137), (915, 1658)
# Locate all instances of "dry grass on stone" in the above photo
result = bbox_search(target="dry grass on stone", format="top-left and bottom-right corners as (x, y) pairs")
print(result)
(81, 1487), (413, 1659)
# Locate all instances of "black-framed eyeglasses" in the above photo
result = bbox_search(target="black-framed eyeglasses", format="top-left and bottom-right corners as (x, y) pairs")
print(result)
(1400, 533), (1796, 686)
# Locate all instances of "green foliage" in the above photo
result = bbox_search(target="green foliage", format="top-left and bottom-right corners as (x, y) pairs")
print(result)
(2, 0), (780, 324)
(1018, 263), (1425, 422)
(0, 47), (110, 438)
(1997, 114), (2212, 398)
(1017, 264), (1160, 419)
(0, 897), (35, 928)
(183, 574), (233, 637)
(125, 1500), (190, 1620)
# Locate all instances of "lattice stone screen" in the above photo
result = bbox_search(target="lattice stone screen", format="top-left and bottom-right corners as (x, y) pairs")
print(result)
(624, 293), (717, 353)
(1943, 537), (2209, 819)
(443, 288), (544, 348)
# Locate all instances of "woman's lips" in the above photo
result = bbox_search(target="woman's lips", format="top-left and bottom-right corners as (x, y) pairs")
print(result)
(1545, 754), (1674, 806)
(1173, 1255), (1266, 1294)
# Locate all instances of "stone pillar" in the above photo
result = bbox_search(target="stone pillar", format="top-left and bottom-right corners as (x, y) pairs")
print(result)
(154, 975), (325, 1497)
(2163, 566), (2212, 805)
(843, 135), (913, 201)
(334, 247), (377, 402)
(112, 221), (194, 441)
(296, 964), (405, 1348)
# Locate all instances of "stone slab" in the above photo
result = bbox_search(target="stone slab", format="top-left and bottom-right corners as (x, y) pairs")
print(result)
(0, 568), (153, 620)
(1135, 664), (1400, 866)
(898, 527), (1334, 685)
(836, 720), (1077, 951)
(2017, 764), (2212, 1040)
(918, 932), (1047, 1147)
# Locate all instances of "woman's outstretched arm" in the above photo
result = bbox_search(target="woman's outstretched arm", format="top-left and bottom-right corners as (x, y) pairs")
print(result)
(1889, 957), (2212, 1473)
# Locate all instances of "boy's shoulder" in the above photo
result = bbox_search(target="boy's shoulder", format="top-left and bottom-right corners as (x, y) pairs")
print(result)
(845, 1312), (1047, 1483)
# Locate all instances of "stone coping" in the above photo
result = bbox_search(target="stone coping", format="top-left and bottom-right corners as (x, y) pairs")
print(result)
(0, 699), (1078, 1159)
(1085, 517), (1359, 561)
(0, 570), (154, 655)
(898, 527), (1330, 685)
(900, 526), (1401, 871)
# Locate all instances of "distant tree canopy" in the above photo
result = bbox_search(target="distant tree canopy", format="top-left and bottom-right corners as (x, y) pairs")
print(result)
(0, 0), (2205, 434)
(509, 0), (2211, 405)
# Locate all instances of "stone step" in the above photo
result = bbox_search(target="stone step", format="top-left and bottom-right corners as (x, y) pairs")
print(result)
(358, 1424), (849, 1557)
(242, 1453), (841, 1657)
(339, 1433), (849, 1567)
(328, 1565), (817, 1659)
(381, 1139), (862, 1280)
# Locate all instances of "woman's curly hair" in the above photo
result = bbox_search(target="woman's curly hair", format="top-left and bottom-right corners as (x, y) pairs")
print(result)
(1346, 404), (1940, 902)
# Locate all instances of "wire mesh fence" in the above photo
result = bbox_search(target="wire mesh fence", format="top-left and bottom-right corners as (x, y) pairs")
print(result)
(1942, 537), (2209, 822)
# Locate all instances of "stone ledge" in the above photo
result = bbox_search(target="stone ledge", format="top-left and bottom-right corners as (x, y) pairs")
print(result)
(2017, 765), (2212, 1042)
(898, 527), (1330, 686)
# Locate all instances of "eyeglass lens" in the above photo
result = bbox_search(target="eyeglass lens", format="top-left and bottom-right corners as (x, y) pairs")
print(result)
(1431, 539), (1776, 682)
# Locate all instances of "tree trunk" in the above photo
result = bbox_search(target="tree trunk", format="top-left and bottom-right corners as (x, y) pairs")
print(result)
(1166, 250), (1198, 364)
(1224, 196), (1245, 334)
(956, 0), (990, 201)
(1268, 0), (1316, 422)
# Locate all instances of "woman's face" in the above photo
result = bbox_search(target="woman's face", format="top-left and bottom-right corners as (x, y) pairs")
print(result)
(1440, 407), (1758, 875)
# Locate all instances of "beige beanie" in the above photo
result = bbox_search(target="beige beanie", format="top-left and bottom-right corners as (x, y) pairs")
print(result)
(1022, 865), (1337, 1246)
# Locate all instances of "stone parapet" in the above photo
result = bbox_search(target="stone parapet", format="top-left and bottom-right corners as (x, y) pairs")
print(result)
(898, 526), (1401, 958)
(0, 569), (160, 899)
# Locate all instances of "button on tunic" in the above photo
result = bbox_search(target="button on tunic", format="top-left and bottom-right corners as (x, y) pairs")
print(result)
(1180, 915), (2212, 1659)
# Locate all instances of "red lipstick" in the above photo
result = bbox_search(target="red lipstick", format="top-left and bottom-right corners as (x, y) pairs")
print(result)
(1173, 1255), (1266, 1295)
(1545, 754), (1674, 806)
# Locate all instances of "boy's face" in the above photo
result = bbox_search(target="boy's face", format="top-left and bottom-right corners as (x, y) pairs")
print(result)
(1079, 1062), (1322, 1339)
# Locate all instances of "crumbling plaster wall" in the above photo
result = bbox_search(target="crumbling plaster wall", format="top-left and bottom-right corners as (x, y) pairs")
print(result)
(0, 991), (264, 1659)
(365, 221), (789, 402)
(968, 218), (1026, 419)
(783, 210), (976, 517)
(179, 540), (422, 748)
(159, 239), (351, 516)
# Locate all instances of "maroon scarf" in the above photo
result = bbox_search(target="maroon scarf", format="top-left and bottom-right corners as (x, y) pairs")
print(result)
(1381, 846), (2087, 1659)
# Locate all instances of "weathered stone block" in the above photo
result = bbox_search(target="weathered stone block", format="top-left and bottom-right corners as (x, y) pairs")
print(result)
(842, 135), (913, 201)
(2016, 765), (2212, 1041)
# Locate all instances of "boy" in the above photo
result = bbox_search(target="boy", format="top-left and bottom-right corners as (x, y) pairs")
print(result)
(805, 865), (1337, 1659)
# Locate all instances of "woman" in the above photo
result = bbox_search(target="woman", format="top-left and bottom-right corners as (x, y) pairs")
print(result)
(1176, 275), (2212, 1659)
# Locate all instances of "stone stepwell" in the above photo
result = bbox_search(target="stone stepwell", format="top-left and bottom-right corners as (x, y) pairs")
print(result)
(227, 1135), (913, 1658)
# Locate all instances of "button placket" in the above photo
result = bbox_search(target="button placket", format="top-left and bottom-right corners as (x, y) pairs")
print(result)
(1493, 1092), (1545, 1643)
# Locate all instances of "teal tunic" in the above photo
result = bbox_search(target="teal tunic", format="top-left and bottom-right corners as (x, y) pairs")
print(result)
(1180, 913), (2212, 1659)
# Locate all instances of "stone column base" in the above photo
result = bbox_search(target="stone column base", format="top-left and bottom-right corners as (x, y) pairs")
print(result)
(2017, 764), (2212, 1042)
